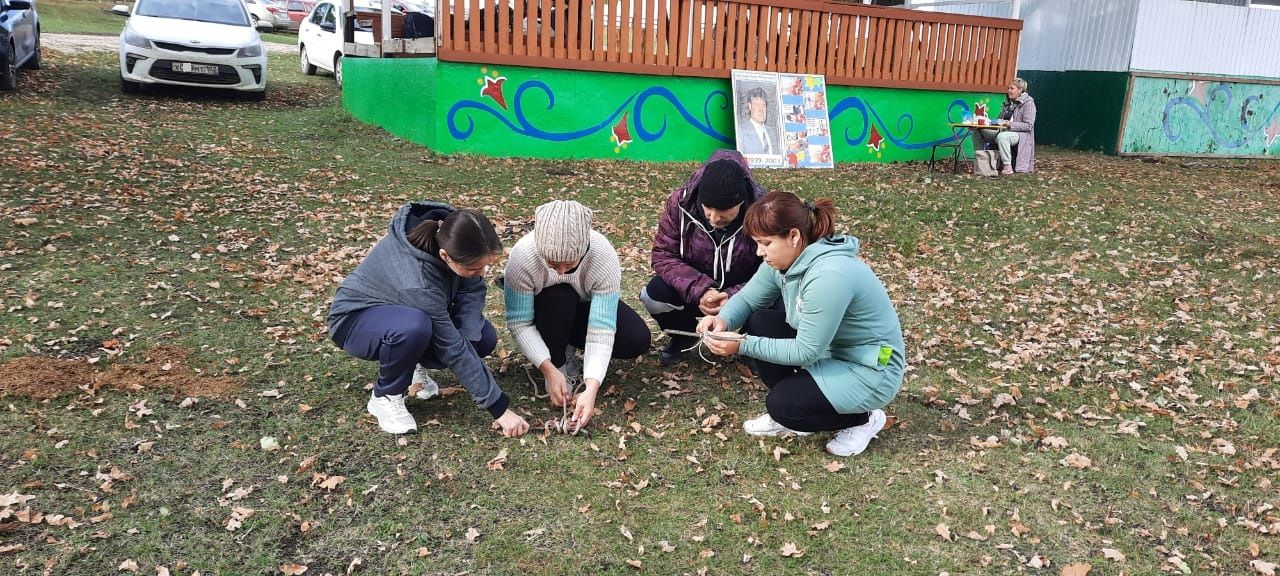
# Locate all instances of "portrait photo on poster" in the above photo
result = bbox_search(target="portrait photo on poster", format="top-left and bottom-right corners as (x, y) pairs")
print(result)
(732, 70), (784, 168)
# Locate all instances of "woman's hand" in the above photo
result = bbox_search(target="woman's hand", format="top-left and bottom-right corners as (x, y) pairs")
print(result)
(699, 289), (728, 316)
(540, 361), (569, 407)
(703, 333), (742, 357)
(696, 315), (727, 335)
(569, 380), (600, 433)
(495, 410), (530, 437)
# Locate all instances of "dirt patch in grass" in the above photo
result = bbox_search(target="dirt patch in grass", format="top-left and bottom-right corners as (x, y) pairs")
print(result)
(0, 346), (241, 400)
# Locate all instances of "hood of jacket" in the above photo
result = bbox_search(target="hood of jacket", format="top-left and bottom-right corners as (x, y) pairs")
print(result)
(390, 200), (456, 270)
(784, 235), (861, 279)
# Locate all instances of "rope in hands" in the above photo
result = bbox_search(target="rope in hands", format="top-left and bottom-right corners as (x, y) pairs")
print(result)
(663, 328), (745, 365)
(525, 366), (586, 435)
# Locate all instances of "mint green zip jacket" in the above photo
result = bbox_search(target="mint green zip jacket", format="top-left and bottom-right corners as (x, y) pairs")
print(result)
(719, 235), (905, 413)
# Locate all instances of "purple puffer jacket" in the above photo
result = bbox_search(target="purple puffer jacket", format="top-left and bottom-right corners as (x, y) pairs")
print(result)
(651, 149), (767, 303)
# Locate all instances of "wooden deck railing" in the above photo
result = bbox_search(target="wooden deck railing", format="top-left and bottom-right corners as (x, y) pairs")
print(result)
(435, 0), (1021, 92)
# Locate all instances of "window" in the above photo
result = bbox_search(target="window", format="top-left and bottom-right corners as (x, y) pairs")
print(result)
(310, 2), (330, 24)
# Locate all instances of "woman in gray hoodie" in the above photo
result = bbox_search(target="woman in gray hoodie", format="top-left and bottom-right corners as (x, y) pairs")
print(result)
(328, 201), (530, 437)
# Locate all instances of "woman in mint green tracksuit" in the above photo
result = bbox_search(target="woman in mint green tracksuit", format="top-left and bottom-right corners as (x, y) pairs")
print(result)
(699, 191), (905, 457)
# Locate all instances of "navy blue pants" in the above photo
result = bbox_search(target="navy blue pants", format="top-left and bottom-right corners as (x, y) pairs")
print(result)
(332, 305), (497, 397)
(744, 308), (869, 432)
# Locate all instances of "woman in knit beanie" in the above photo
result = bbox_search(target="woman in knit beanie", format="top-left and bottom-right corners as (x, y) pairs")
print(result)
(503, 200), (652, 432)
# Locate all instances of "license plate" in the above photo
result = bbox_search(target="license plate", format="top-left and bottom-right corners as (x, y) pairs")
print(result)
(173, 62), (219, 75)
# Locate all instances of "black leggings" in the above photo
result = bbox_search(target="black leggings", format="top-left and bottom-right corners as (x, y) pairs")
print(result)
(534, 284), (652, 368)
(744, 308), (870, 432)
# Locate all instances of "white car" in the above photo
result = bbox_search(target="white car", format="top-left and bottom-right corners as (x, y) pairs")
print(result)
(244, 0), (289, 30)
(297, 1), (347, 86)
(111, 0), (268, 100)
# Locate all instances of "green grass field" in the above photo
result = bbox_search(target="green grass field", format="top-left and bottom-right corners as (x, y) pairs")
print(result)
(2, 35), (1279, 576)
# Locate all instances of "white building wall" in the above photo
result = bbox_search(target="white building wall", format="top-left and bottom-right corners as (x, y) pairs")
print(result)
(1131, 0), (1280, 77)
(918, 0), (1136, 72)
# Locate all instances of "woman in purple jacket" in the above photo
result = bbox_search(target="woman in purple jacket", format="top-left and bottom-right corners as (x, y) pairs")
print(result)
(640, 150), (767, 365)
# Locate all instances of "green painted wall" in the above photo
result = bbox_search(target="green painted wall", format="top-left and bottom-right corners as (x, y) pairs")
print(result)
(1119, 76), (1280, 157)
(1016, 70), (1129, 155)
(343, 57), (439, 148)
(342, 58), (999, 164)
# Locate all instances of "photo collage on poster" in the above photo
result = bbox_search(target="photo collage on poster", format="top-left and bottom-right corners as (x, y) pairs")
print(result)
(731, 69), (834, 169)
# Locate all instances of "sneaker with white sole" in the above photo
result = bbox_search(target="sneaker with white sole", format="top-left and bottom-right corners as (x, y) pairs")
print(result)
(742, 413), (813, 437)
(411, 365), (440, 400)
(826, 409), (887, 457)
(560, 346), (582, 380)
(367, 391), (417, 434)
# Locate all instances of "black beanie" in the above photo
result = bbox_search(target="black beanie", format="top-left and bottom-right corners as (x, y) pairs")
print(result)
(696, 159), (749, 210)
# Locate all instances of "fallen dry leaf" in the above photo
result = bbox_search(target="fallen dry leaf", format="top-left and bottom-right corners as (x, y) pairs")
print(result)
(486, 448), (509, 471)
(1061, 563), (1090, 576)
(1101, 548), (1125, 562)
(1251, 560), (1278, 576)
(279, 564), (308, 575)
(465, 527), (481, 543)
(823, 461), (847, 473)
(935, 523), (953, 541)
(318, 475), (345, 491)
(119, 559), (139, 572)
(779, 542), (804, 557)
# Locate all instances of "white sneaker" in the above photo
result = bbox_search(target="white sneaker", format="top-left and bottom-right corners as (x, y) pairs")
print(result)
(560, 346), (582, 380)
(826, 409), (887, 457)
(411, 365), (440, 400)
(742, 413), (813, 437)
(367, 391), (417, 434)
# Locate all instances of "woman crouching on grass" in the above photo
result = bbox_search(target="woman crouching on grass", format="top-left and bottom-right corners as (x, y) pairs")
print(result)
(327, 201), (530, 437)
(698, 192), (905, 457)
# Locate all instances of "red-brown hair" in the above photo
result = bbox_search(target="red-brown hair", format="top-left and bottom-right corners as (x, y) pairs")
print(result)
(743, 191), (837, 243)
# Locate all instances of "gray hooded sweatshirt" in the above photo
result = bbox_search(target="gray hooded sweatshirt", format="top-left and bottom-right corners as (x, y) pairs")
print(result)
(327, 201), (507, 418)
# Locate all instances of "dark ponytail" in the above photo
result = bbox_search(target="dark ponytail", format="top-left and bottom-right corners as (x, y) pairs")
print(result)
(407, 209), (503, 265)
(743, 191), (838, 243)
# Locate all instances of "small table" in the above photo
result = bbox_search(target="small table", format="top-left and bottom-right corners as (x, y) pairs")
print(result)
(930, 123), (1006, 174)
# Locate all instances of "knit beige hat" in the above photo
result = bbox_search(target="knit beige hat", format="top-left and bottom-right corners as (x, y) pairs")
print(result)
(534, 200), (593, 262)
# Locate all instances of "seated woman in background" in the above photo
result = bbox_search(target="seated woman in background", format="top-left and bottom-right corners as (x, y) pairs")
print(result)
(699, 192), (906, 457)
(979, 77), (1037, 175)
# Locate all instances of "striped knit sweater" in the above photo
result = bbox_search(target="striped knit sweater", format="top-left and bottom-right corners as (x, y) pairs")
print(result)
(503, 231), (622, 384)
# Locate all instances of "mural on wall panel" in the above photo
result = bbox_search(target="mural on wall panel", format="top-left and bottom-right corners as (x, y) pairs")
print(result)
(344, 60), (997, 162)
(1120, 76), (1280, 157)
(828, 94), (982, 160)
(447, 66), (733, 160)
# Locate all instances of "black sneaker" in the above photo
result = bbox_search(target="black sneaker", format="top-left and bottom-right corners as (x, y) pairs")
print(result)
(658, 337), (694, 366)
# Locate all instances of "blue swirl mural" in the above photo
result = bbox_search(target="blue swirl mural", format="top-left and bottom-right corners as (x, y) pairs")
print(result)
(829, 97), (972, 150)
(447, 80), (732, 144)
(1163, 83), (1280, 149)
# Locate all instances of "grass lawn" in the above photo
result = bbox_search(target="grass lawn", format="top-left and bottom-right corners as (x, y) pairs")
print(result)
(2, 45), (1280, 576)
(38, 0), (299, 44)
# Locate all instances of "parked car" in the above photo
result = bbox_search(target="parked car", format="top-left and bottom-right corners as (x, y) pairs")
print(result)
(111, 0), (268, 100)
(0, 0), (41, 92)
(244, 0), (289, 30)
(297, 1), (361, 87)
(283, 0), (315, 31)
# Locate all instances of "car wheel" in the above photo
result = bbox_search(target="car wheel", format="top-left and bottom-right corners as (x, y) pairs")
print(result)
(0, 45), (16, 92)
(121, 76), (140, 95)
(26, 30), (41, 70)
(333, 55), (342, 87)
(299, 46), (316, 75)
(251, 14), (261, 25)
